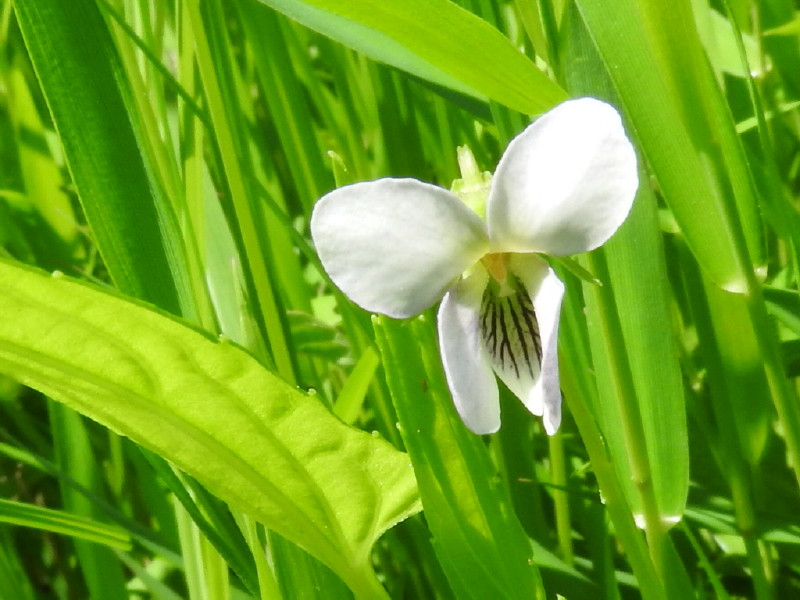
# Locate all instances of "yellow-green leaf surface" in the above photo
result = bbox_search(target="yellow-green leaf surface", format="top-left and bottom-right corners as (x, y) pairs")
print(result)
(0, 259), (420, 596)
(255, 0), (566, 114)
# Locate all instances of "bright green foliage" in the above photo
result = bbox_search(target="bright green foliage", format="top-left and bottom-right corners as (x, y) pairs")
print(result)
(0, 499), (130, 550)
(254, 0), (567, 113)
(14, 0), (192, 317)
(561, 7), (690, 533)
(376, 316), (545, 600)
(0, 259), (420, 595)
(2, 0), (800, 598)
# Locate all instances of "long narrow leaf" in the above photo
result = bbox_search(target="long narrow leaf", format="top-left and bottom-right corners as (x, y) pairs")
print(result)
(14, 0), (192, 315)
(0, 498), (130, 550)
(375, 315), (543, 600)
(254, 0), (566, 114)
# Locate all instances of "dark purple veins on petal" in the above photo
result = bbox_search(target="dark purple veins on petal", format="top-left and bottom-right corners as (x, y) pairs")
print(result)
(480, 282), (542, 379)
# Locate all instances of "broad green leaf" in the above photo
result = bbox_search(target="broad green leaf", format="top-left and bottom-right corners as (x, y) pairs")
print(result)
(253, 0), (566, 114)
(582, 186), (689, 522)
(0, 259), (420, 597)
(139, 451), (260, 594)
(0, 498), (130, 550)
(374, 315), (544, 600)
(573, 0), (756, 292)
(14, 0), (192, 316)
(563, 0), (688, 527)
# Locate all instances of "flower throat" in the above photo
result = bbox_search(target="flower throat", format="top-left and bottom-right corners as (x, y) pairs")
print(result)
(479, 265), (543, 382)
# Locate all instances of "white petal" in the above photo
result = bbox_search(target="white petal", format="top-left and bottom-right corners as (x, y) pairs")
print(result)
(487, 97), (638, 256)
(437, 269), (500, 434)
(511, 255), (565, 435)
(311, 178), (489, 318)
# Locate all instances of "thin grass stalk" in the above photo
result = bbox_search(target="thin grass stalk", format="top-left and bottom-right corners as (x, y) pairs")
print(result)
(582, 251), (667, 580)
(548, 432), (573, 566)
(184, 0), (295, 380)
(237, 515), (283, 600)
(558, 369), (665, 600)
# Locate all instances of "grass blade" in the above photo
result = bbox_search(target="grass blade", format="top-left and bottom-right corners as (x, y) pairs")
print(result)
(254, 0), (566, 113)
(13, 0), (192, 315)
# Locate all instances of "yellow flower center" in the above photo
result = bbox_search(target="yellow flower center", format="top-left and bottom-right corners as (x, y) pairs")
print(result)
(482, 253), (508, 283)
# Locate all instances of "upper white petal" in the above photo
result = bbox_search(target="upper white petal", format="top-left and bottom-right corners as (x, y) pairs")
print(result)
(438, 269), (500, 434)
(509, 255), (565, 435)
(310, 178), (489, 318)
(487, 97), (638, 256)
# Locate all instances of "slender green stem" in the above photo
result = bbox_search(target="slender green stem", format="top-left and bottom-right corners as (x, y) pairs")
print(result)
(584, 251), (667, 580)
(185, 0), (296, 381)
(548, 432), (573, 565)
(345, 564), (391, 600)
(237, 515), (283, 600)
(559, 369), (665, 600)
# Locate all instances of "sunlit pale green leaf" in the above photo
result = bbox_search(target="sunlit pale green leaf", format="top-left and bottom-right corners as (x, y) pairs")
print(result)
(0, 258), (420, 596)
(693, 4), (769, 77)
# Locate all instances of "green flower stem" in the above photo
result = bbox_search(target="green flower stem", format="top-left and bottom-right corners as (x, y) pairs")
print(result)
(548, 432), (573, 565)
(559, 366), (665, 600)
(583, 251), (667, 581)
(345, 565), (391, 600)
(237, 515), (284, 600)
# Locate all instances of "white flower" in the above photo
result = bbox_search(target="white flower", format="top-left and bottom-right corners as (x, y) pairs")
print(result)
(310, 98), (638, 435)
